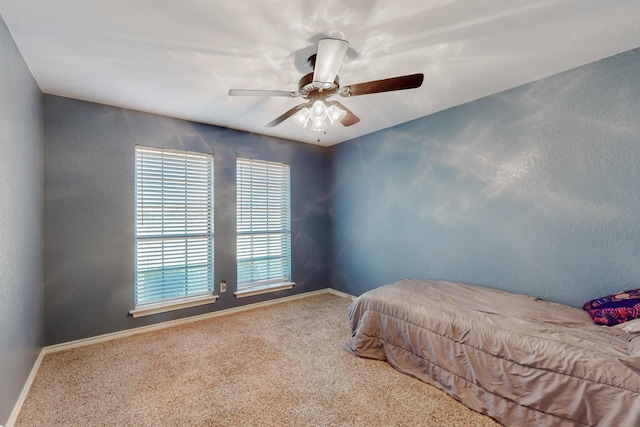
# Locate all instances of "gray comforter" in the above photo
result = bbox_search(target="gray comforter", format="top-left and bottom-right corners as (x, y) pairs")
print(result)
(343, 279), (640, 426)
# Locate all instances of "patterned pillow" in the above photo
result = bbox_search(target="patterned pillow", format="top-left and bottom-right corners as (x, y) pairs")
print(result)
(583, 289), (640, 326)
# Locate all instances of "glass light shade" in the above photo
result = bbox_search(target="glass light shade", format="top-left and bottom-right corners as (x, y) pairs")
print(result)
(310, 118), (327, 132)
(291, 107), (311, 128)
(327, 104), (347, 124)
(310, 100), (328, 121)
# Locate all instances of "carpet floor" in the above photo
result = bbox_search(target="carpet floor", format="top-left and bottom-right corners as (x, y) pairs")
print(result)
(16, 293), (500, 426)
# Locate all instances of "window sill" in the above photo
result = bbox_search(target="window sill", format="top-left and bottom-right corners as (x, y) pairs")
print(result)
(129, 294), (219, 318)
(234, 282), (295, 299)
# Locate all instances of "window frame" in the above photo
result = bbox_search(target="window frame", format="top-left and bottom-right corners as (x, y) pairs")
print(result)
(130, 146), (217, 318)
(235, 158), (294, 298)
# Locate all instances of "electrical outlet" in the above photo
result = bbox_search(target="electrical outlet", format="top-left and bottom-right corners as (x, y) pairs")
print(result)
(220, 280), (227, 293)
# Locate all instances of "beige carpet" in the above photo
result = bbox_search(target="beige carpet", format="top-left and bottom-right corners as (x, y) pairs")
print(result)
(16, 293), (500, 426)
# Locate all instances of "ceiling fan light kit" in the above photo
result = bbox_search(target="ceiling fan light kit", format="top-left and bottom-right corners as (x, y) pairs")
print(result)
(292, 100), (347, 132)
(229, 38), (424, 135)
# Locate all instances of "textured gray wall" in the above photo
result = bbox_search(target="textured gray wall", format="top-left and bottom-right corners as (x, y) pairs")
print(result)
(0, 15), (44, 426)
(44, 96), (330, 345)
(330, 48), (640, 308)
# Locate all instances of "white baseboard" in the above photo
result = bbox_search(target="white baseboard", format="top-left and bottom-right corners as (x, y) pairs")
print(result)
(6, 348), (46, 427)
(7, 287), (356, 425)
(326, 288), (357, 301)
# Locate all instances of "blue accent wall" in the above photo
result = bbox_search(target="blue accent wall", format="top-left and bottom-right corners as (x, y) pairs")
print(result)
(330, 48), (640, 308)
(44, 96), (330, 345)
(0, 14), (44, 426)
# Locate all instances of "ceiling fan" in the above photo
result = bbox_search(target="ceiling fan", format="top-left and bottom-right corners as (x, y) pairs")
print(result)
(228, 38), (424, 132)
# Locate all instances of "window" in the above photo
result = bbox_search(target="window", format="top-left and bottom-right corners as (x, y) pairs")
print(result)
(236, 158), (293, 297)
(131, 146), (216, 317)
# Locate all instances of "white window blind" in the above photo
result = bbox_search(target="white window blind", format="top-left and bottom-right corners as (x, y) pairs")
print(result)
(134, 146), (214, 308)
(236, 158), (291, 292)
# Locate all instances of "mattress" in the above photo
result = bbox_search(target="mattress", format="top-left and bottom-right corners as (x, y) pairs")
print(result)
(343, 279), (640, 426)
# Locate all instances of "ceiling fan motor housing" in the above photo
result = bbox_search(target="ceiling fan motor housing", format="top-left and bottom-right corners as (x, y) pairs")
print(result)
(298, 72), (340, 98)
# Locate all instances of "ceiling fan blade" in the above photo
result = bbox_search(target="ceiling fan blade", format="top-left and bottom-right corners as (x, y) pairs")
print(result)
(341, 73), (424, 97)
(313, 38), (349, 89)
(229, 89), (298, 97)
(264, 104), (307, 128)
(330, 101), (360, 127)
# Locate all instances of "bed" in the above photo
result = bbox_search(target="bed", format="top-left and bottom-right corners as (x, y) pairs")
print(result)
(343, 279), (640, 426)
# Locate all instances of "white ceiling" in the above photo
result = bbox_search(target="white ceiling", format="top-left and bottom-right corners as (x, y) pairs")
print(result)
(1, 1), (639, 146)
